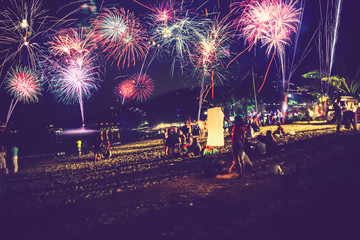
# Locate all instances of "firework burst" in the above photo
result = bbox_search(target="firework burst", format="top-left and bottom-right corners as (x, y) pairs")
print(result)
(92, 7), (149, 69)
(149, 0), (179, 24)
(4, 65), (42, 126)
(194, 16), (232, 79)
(231, 0), (301, 92)
(193, 16), (232, 120)
(5, 65), (42, 104)
(130, 73), (154, 102)
(43, 27), (103, 125)
(48, 28), (97, 57)
(0, 0), (46, 72)
(0, 0), (77, 84)
(115, 80), (135, 104)
(151, 16), (206, 75)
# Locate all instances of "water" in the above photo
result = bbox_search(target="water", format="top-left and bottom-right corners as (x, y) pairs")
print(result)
(0, 127), (123, 158)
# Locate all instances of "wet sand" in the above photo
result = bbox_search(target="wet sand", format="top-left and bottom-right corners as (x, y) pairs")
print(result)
(0, 123), (359, 240)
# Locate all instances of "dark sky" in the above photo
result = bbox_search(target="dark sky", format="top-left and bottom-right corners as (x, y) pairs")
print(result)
(0, 0), (359, 127)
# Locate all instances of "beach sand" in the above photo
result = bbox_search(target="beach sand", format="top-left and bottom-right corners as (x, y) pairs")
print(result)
(1, 123), (359, 239)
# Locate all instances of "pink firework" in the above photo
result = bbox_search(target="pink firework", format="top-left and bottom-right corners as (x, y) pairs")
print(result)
(5, 66), (42, 104)
(233, 0), (301, 56)
(115, 80), (135, 104)
(4, 65), (42, 126)
(92, 8), (149, 69)
(232, 0), (301, 92)
(130, 73), (154, 102)
(48, 28), (97, 57)
(150, 0), (179, 24)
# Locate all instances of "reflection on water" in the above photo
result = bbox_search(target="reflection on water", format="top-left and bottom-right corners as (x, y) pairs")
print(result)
(0, 127), (122, 157)
(0, 126), (163, 157)
(54, 127), (121, 156)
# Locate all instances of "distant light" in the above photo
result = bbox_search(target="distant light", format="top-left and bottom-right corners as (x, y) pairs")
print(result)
(288, 94), (292, 98)
(282, 104), (288, 112)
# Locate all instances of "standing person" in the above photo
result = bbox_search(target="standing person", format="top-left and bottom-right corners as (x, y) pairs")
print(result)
(93, 142), (102, 162)
(333, 97), (342, 133)
(105, 141), (112, 159)
(229, 115), (246, 178)
(276, 110), (283, 124)
(82, 139), (88, 155)
(165, 128), (177, 156)
(0, 146), (7, 175)
(11, 145), (19, 173)
(187, 137), (202, 156)
(197, 121), (205, 138)
(305, 108), (311, 123)
(252, 114), (260, 132)
(264, 130), (279, 154)
(178, 130), (186, 154)
(76, 139), (82, 156)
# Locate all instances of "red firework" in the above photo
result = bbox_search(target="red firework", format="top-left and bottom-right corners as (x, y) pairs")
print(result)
(130, 73), (154, 102)
(115, 80), (135, 104)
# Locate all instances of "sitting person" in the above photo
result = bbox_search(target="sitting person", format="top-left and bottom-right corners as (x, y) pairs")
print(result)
(245, 124), (254, 139)
(165, 128), (178, 156)
(273, 122), (286, 136)
(187, 137), (202, 156)
(343, 110), (357, 131)
(263, 130), (279, 154)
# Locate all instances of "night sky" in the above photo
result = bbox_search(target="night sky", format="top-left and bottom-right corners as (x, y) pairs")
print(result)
(0, 0), (359, 128)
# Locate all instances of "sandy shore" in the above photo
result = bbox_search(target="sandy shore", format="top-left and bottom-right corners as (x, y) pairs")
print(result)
(0, 123), (359, 240)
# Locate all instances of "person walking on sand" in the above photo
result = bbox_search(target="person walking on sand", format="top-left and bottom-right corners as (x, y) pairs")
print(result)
(76, 139), (82, 156)
(0, 146), (7, 175)
(11, 145), (19, 173)
(229, 115), (246, 178)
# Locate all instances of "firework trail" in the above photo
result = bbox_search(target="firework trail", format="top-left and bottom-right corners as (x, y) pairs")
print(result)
(92, 7), (149, 69)
(4, 65), (42, 126)
(130, 73), (154, 102)
(232, 0), (301, 92)
(115, 80), (135, 105)
(44, 28), (102, 125)
(317, 0), (343, 94)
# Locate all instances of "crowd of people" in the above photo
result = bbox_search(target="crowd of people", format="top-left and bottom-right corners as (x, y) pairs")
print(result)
(2, 101), (357, 178)
(163, 127), (202, 157)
